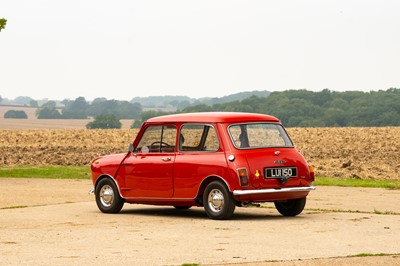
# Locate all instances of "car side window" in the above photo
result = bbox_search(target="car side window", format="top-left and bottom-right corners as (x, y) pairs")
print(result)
(135, 125), (177, 153)
(179, 124), (219, 152)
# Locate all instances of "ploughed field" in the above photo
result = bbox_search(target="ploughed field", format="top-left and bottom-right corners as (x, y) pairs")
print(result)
(0, 127), (399, 180)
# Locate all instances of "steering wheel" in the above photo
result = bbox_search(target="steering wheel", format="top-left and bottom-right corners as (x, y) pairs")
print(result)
(150, 141), (171, 151)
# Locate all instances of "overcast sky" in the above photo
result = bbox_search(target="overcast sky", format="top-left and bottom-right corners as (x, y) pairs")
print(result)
(1, 0), (399, 101)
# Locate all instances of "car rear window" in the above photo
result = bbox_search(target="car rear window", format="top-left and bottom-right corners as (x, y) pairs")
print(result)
(228, 123), (293, 149)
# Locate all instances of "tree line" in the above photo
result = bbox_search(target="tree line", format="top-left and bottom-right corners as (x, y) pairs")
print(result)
(34, 97), (142, 120)
(136, 88), (400, 127)
(2, 89), (399, 128)
(184, 88), (400, 127)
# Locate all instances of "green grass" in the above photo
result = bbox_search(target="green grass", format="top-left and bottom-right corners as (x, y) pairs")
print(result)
(354, 253), (393, 257)
(1, 167), (399, 189)
(314, 176), (400, 189)
(0, 166), (91, 179)
(1, 205), (28, 210)
(304, 207), (400, 215)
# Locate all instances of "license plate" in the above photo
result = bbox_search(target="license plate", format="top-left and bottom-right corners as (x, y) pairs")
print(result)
(265, 167), (297, 178)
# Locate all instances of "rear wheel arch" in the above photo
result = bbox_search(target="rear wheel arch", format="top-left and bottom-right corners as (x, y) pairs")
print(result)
(203, 180), (236, 219)
(197, 175), (232, 198)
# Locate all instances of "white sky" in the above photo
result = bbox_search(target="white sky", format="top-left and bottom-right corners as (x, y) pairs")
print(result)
(1, 0), (399, 101)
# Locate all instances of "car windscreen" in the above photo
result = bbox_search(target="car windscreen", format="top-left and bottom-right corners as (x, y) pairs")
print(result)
(228, 123), (293, 149)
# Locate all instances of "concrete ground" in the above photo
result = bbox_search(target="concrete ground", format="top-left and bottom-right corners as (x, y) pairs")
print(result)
(0, 178), (399, 265)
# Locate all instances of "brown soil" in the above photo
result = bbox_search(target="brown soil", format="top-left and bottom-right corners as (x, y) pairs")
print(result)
(1, 127), (399, 180)
(288, 127), (400, 180)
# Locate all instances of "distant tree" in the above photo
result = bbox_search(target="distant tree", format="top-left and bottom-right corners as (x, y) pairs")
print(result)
(4, 110), (28, 119)
(182, 104), (213, 113)
(91, 97), (107, 104)
(131, 119), (142, 128)
(327, 97), (349, 110)
(0, 95), (3, 104)
(176, 100), (191, 110)
(61, 99), (70, 106)
(86, 99), (142, 119)
(36, 101), (62, 119)
(86, 114), (122, 129)
(131, 110), (169, 128)
(30, 100), (39, 107)
(14, 96), (34, 105)
(323, 108), (348, 126)
(0, 18), (6, 32)
(62, 96), (88, 118)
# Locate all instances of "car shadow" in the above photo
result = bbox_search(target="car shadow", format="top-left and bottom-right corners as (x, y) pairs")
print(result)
(120, 206), (209, 219)
(118, 206), (302, 221)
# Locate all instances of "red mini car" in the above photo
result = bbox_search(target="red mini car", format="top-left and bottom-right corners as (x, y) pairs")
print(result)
(90, 112), (315, 220)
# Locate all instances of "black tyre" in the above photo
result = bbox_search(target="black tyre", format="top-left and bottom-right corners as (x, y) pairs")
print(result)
(274, 197), (306, 216)
(203, 181), (235, 220)
(95, 178), (124, 213)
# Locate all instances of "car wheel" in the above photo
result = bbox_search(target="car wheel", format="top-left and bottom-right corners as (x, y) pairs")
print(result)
(95, 178), (124, 213)
(203, 181), (235, 220)
(274, 197), (306, 216)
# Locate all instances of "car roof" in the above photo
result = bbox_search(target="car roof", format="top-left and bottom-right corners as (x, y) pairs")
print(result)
(146, 112), (280, 124)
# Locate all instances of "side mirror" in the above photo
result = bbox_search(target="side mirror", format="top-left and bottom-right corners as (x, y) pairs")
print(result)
(128, 143), (134, 153)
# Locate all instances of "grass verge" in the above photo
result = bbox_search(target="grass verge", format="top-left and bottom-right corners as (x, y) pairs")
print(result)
(314, 176), (400, 189)
(0, 166), (91, 179)
(1, 205), (28, 210)
(354, 253), (396, 257)
(1, 167), (400, 189)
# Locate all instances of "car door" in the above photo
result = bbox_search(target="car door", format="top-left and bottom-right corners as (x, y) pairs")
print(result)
(122, 125), (176, 198)
(173, 124), (230, 198)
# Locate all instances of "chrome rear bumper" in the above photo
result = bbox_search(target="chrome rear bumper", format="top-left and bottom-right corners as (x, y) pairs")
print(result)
(233, 186), (316, 196)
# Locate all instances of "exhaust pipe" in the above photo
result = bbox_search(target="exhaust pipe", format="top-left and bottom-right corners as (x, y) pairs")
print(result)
(240, 202), (261, 207)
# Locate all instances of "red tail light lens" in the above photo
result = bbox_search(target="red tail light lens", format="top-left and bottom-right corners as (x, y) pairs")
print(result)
(308, 165), (315, 182)
(237, 168), (249, 187)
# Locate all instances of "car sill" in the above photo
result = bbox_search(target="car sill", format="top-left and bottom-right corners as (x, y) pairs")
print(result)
(233, 186), (316, 196)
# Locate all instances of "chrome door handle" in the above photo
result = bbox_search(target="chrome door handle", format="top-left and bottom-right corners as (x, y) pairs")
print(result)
(161, 157), (171, 162)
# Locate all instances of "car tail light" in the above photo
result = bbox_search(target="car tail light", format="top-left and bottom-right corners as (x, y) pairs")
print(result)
(308, 165), (315, 182)
(237, 168), (249, 187)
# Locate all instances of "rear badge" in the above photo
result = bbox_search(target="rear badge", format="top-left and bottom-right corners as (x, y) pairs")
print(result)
(274, 160), (286, 164)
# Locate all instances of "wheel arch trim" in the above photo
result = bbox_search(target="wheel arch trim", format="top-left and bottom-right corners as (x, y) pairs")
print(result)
(197, 175), (232, 197)
(94, 174), (125, 200)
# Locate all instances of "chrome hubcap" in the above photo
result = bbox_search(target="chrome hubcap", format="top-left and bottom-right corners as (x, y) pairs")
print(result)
(208, 189), (224, 212)
(99, 185), (114, 207)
